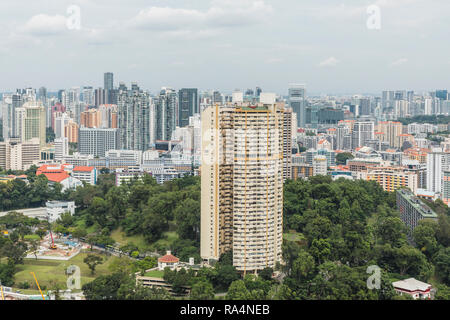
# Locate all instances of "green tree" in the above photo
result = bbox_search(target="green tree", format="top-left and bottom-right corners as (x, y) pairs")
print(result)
(226, 280), (251, 300)
(190, 280), (215, 300)
(83, 254), (104, 275)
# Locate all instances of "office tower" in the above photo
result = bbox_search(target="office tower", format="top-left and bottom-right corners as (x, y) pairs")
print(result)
(0, 138), (40, 171)
(288, 84), (306, 128)
(38, 87), (47, 105)
(104, 72), (114, 91)
(359, 98), (371, 116)
(155, 87), (177, 141)
(80, 109), (101, 128)
(19, 103), (46, 147)
(117, 83), (151, 150)
(255, 87), (262, 97)
(407, 91), (415, 103)
(79, 127), (119, 157)
(201, 103), (285, 273)
(377, 121), (403, 148)
(178, 88), (199, 127)
(352, 121), (374, 149)
(436, 90), (448, 101)
(213, 91), (223, 105)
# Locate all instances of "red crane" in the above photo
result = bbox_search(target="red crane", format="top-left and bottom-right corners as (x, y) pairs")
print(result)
(49, 230), (57, 250)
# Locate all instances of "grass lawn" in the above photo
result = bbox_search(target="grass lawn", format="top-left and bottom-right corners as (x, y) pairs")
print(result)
(110, 228), (179, 252)
(12, 251), (122, 293)
(144, 270), (164, 278)
(155, 231), (179, 248)
(110, 228), (150, 251)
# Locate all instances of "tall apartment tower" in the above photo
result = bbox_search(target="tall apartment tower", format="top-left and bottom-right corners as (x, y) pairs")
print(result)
(352, 121), (374, 150)
(156, 87), (177, 141)
(201, 102), (285, 274)
(178, 88), (199, 127)
(117, 83), (151, 151)
(288, 84), (306, 128)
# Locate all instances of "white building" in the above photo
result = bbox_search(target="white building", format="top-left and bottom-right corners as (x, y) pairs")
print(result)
(46, 201), (76, 223)
(392, 278), (432, 300)
(72, 166), (97, 185)
(158, 251), (180, 271)
(313, 155), (328, 176)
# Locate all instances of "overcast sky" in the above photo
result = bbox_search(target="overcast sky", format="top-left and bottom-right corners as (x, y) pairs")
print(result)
(0, 0), (449, 95)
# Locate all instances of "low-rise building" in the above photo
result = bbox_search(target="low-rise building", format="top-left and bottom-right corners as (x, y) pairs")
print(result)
(72, 166), (97, 185)
(46, 201), (76, 223)
(392, 278), (432, 300)
(396, 189), (438, 238)
(158, 251), (180, 271)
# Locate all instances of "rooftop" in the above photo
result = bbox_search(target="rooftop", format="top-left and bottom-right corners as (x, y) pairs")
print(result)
(392, 278), (432, 292)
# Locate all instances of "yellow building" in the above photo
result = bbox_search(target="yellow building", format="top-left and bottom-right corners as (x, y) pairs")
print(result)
(201, 103), (285, 273)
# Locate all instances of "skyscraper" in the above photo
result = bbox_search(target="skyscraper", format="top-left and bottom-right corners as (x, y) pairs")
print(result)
(22, 103), (46, 147)
(104, 72), (114, 91)
(288, 84), (306, 128)
(178, 88), (198, 127)
(201, 102), (285, 273)
(352, 121), (374, 150)
(117, 83), (151, 150)
(156, 87), (177, 141)
(79, 127), (119, 157)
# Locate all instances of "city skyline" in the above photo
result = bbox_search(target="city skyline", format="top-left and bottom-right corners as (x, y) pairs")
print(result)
(0, 0), (449, 94)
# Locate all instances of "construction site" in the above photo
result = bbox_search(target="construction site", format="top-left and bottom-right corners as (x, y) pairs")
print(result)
(25, 231), (85, 261)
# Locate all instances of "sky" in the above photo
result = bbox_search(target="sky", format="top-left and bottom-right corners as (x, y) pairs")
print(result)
(0, 0), (449, 95)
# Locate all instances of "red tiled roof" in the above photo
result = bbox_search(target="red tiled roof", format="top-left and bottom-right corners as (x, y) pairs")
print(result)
(158, 254), (179, 263)
(38, 172), (70, 183)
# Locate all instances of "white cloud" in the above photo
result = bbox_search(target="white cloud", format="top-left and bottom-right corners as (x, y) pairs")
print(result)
(21, 14), (68, 36)
(390, 58), (408, 67)
(131, 1), (273, 33)
(318, 57), (339, 67)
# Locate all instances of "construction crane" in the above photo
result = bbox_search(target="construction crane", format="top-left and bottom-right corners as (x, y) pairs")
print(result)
(49, 230), (57, 250)
(1, 281), (5, 301)
(30, 272), (45, 300)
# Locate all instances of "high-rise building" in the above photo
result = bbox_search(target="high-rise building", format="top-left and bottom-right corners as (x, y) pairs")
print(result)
(117, 83), (151, 150)
(178, 88), (198, 127)
(397, 189), (438, 238)
(201, 102), (285, 273)
(352, 121), (374, 149)
(104, 72), (114, 91)
(0, 138), (40, 171)
(377, 121), (403, 148)
(80, 109), (101, 128)
(288, 84), (306, 128)
(156, 87), (177, 141)
(79, 127), (119, 157)
(20, 103), (46, 147)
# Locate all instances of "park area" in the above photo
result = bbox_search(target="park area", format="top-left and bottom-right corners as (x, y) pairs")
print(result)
(11, 251), (120, 294)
